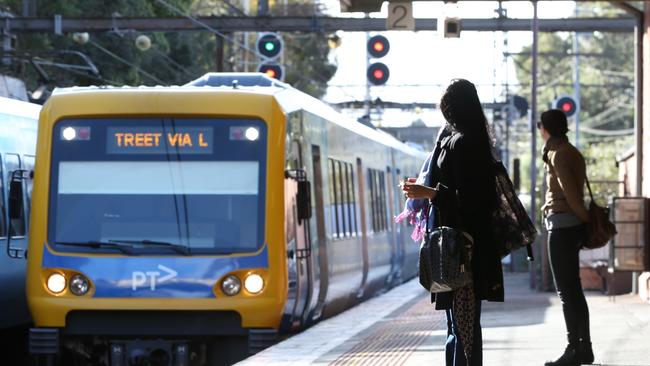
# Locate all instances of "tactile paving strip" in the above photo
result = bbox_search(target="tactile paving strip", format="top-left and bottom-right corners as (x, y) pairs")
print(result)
(328, 296), (446, 366)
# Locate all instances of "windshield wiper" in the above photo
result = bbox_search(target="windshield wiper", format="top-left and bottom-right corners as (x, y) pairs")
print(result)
(54, 241), (137, 255)
(108, 239), (191, 256)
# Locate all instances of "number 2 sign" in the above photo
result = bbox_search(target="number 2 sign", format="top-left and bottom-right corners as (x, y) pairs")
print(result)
(387, 2), (415, 31)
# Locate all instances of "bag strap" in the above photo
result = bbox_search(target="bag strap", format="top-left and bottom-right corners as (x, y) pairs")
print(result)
(585, 175), (595, 202)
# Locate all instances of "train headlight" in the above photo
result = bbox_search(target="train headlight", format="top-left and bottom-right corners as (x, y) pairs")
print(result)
(245, 127), (259, 141)
(69, 274), (90, 296)
(46, 273), (66, 294)
(62, 127), (77, 141)
(221, 275), (241, 296)
(244, 273), (264, 294)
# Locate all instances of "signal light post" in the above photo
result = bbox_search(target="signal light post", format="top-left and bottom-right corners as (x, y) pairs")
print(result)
(366, 35), (390, 85)
(554, 95), (577, 118)
(363, 34), (390, 124)
(256, 32), (284, 81)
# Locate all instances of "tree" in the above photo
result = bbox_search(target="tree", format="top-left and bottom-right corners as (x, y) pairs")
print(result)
(511, 3), (634, 203)
(0, 0), (336, 99)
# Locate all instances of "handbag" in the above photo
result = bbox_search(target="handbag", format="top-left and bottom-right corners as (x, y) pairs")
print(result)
(491, 160), (538, 260)
(419, 205), (473, 293)
(583, 176), (617, 249)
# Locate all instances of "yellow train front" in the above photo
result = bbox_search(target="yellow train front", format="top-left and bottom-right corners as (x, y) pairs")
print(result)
(26, 73), (425, 366)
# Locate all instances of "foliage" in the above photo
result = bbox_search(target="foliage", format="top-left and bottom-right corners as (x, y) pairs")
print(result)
(511, 3), (634, 203)
(0, 0), (336, 99)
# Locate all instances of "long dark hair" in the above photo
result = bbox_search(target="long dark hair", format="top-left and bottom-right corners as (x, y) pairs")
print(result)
(439, 79), (494, 159)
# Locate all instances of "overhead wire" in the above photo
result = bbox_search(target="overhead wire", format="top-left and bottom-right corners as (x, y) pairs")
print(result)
(88, 39), (167, 85)
(154, 0), (260, 58)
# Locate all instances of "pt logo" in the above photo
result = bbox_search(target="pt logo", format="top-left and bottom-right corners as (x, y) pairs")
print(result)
(132, 265), (177, 291)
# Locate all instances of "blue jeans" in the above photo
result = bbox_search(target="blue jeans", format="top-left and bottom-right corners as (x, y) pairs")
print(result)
(445, 300), (482, 366)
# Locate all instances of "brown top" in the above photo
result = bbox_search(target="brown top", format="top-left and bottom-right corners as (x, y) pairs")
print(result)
(541, 135), (590, 223)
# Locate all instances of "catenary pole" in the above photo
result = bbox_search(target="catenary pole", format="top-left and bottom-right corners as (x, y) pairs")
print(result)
(530, 0), (539, 290)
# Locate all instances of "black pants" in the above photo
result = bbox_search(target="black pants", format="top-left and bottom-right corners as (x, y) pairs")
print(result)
(547, 224), (591, 345)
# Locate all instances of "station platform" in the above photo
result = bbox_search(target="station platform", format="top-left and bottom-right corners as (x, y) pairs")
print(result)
(237, 273), (650, 366)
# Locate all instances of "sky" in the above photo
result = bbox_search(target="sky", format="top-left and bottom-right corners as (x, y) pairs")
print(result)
(322, 1), (577, 127)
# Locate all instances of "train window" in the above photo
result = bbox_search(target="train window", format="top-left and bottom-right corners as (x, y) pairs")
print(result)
(337, 160), (348, 236)
(328, 158), (357, 239)
(345, 163), (357, 236)
(328, 158), (340, 238)
(0, 154), (5, 238)
(367, 168), (388, 233)
(48, 118), (267, 255)
(4, 153), (25, 237)
(23, 155), (35, 205)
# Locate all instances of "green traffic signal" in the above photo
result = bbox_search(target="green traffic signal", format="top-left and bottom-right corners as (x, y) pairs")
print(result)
(257, 33), (282, 59)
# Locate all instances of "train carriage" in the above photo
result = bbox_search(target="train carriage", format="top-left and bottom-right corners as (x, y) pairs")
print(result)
(26, 73), (426, 366)
(0, 96), (40, 332)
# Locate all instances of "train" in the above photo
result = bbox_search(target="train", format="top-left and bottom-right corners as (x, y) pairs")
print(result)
(25, 73), (428, 366)
(0, 96), (40, 333)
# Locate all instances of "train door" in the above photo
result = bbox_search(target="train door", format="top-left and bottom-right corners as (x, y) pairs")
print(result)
(394, 167), (405, 272)
(386, 166), (400, 282)
(283, 140), (313, 329)
(4, 153), (26, 253)
(356, 158), (369, 297)
(310, 145), (328, 321)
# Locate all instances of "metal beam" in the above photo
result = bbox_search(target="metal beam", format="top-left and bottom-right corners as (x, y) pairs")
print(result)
(332, 100), (508, 109)
(0, 16), (635, 33)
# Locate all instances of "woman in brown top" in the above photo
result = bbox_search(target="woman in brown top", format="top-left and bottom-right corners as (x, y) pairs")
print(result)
(538, 109), (594, 366)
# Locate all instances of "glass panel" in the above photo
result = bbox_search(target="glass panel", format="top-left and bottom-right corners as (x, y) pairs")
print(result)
(0, 154), (5, 238)
(336, 160), (347, 237)
(49, 118), (266, 254)
(58, 161), (259, 195)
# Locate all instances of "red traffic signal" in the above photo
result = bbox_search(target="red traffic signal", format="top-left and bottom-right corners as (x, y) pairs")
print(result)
(367, 62), (389, 85)
(258, 63), (283, 80)
(554, 96), (577, 117)
(367, 35), (389, 58)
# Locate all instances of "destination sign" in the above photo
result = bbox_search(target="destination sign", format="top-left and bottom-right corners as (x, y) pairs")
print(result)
(107, 127), (213, 154)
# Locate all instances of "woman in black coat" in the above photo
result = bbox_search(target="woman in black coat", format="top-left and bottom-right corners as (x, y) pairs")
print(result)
(402, 79), (503, 366)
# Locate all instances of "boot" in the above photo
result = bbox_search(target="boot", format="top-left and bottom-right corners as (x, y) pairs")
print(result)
(544, 344), (579, 366)
(579, 341), (594, 364)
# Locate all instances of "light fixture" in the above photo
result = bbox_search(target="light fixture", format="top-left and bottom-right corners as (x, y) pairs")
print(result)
(72, 32), (89, 45)
(47, 273), (66, 294)
(135, 35), (152, 51)
(221, 275), (241, 296)
(69, 274), (90, 296)
(245, 127), (260, 141)
(244, 273), (264, 294)
(62, 127), (77, 141)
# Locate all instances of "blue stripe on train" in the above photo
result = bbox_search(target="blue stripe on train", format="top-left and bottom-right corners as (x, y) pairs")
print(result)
(42, 245), (268, 298)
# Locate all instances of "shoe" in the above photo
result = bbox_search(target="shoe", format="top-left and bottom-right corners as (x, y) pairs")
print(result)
(544, 344), (579, 366)
(579, 341), (594, 364)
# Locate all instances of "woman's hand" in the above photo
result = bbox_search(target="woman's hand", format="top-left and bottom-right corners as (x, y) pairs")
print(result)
(401, 181), (437, 200)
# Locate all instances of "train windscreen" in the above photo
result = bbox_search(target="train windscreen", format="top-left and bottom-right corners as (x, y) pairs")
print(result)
(48, 118), (267, 255)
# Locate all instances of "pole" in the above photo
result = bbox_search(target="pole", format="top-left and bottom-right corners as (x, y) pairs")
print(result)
(632, 14), (643, 295)
(573, 5), (581, 149)
(530, 0), (539, 290)
(215, 34), (224, 72)
(364, 14), (371, 122)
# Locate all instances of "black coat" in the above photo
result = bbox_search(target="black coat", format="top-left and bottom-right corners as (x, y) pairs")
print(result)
(429, 129), (504, 309)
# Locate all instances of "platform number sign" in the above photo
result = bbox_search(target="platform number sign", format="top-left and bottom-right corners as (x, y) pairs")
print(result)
(387, 2), (414, 31)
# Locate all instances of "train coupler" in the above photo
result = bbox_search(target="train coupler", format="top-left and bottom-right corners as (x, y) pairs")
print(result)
(110, 340), (189, 366)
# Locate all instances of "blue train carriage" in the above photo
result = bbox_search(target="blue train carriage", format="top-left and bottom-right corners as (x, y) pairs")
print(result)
(0, 96), (40, 332)
(25, 73), (426, 366)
